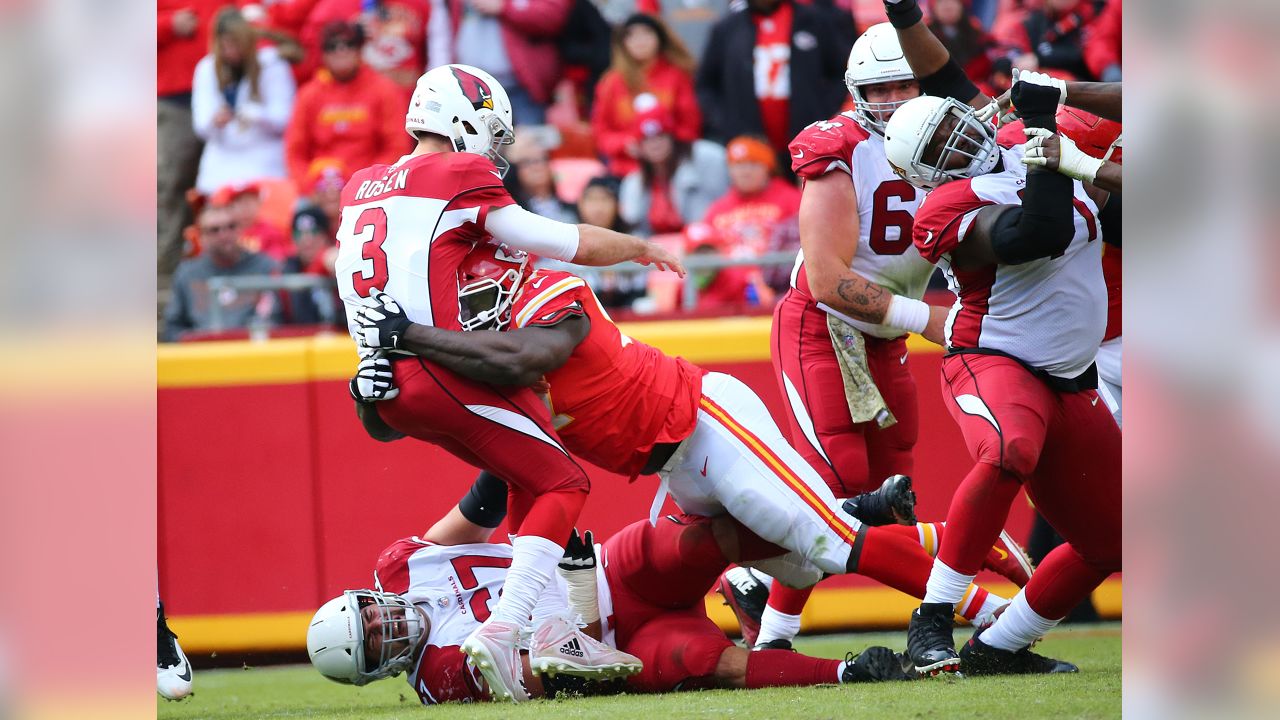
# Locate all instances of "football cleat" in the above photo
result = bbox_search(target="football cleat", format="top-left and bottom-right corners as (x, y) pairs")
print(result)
(842, 474), (917, 526)
(906, 603), (960, 676)
(157, 603), (193, 701)
(752, 638), (795, 651)
(461, 620), (530, 702)
(529, 614), (642, 680)
(982, 530), (1035, 587)
(841, 647), (914, 682)
(715, 567), (769, 647)
(959, 630), (1079, 675)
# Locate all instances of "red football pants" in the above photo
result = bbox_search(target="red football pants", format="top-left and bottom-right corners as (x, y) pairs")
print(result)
(378, 356), (589, 543)
(937, 353), (1120, 620)
(771, 291), (918, 497)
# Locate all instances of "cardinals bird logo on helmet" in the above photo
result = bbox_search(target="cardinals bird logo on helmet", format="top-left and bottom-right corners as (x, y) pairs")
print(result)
(451, 67), (495, 112)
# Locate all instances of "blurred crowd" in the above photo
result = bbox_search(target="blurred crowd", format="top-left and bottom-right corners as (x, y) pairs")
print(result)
(158, 0), (1122, 341)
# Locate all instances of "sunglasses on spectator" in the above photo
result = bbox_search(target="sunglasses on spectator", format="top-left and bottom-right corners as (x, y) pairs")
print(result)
(200, 222), (237, 235)
(324, 40), (359, 52)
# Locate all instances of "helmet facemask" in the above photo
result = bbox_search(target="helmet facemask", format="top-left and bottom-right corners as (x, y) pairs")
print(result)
(848, 75), (916, 137)
(310, 589), (425, 687)
(906, 98), (998, 189)
(458, 243), (530, 331)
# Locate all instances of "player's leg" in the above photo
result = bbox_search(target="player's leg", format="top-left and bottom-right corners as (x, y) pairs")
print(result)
(862, 335), (920, 484)
(965, 388), (1121, 673)
(908, 354), (1054, 675)
(378, 358), (590, 701)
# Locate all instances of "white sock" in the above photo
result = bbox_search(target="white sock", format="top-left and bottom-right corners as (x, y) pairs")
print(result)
(978, 591), (1060, 651)
(922, 559), (974, 606)
(756, 606), (802, 645)
(977, 592), (1008, 619)
(916, 522), (943, 557)
(836, 659), (851, 683)
(490, 534), (562, 627)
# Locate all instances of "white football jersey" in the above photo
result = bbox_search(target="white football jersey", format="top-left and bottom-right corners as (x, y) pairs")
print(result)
(912, 145), (1107, 379)
(788, 112), (935, 338)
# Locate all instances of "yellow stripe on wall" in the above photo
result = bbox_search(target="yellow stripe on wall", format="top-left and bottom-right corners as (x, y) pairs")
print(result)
(170, 579), (1119, 655)
(158, 317), (943, 388)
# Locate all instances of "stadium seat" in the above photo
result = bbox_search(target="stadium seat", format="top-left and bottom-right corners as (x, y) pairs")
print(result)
(551, 157), (607, 205)
(255, 178), (298, 235)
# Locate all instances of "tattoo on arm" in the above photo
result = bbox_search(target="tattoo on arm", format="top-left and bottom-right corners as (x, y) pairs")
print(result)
(835, 275), (890, 322)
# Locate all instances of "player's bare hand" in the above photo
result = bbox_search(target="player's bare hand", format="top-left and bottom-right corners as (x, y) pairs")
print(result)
(172, 9), (199, 37)
(922, 305), (948, 347)
(1022, 127), (1104, 183)
(353, 289), (413, 350)
(634, 241), (685, 277)
(350, 352), (399, 403)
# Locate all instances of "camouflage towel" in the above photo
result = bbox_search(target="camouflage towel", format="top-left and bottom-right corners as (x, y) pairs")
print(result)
(826, 313), (897, 430)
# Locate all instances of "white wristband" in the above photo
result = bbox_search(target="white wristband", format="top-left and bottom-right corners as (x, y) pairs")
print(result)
(558, 567), (600, 623)
(885, 295), (930, 334)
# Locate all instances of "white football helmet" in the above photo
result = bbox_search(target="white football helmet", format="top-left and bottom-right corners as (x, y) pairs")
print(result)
(845, 23), (916, 136)
(406, 64), (515, 177)
(307, 589), (426, 686)
(883, 95), (999, 189)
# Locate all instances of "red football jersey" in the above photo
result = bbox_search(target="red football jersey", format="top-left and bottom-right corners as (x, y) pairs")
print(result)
(509, 269), (704, 477)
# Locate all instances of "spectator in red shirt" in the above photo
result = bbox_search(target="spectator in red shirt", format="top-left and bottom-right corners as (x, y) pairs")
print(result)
(703, 135), (801, 260)
(284, 21), (408, 192)
(618, 105), (729, 236)
(210, 182), (295, 262)
(159, 0), (223, 278)
(686, 225), (776, 312)
(1083, 0), (1122, 82)
(300, 0), (437, 105)
(993, 0), (1097, 80)
(927, 0), (998, 92)
(591, 13), (700, 176)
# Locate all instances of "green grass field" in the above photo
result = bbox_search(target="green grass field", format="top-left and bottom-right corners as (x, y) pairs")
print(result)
(159, 623), (1119, 720)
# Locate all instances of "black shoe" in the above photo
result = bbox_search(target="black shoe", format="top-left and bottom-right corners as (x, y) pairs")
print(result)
(842, 474), (917, 526)
(841, 647), (914, 682)
(715, 567), (770, 647)
(752, 638), (794, 651)
(959, 631), (1079, 676)
(907, 603), (959, 676)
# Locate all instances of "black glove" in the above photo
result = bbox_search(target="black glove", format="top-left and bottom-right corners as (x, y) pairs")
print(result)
(349, 353), (399, 403)
(352, 289), (413, 351)
(1010, 81), (1062, 130)
(884, 0), (923, 29)
(558, 529), (596, 573)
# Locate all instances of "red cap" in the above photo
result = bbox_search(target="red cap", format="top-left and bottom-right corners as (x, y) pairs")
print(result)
(634, 105), (675, 140)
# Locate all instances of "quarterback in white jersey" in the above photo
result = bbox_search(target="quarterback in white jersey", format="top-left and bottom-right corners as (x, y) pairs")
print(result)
(332, 63), (682, 703)
(879, 0), (1120, 679)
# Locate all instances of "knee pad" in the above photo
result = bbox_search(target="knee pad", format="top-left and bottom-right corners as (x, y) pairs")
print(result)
(999, 434), (1043, 478)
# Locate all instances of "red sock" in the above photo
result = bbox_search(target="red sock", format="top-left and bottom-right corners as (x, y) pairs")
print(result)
(745, 649), (841, 688)
(936, 463), (1022, 575)
(766, 583), (813, 615)
(515, 488), (588, 544)
(853, 526), (936, 597)
(1024, 543), (1109, 620)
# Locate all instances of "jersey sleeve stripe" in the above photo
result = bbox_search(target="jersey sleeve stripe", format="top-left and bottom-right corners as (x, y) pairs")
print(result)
(514, 277), (586, 328)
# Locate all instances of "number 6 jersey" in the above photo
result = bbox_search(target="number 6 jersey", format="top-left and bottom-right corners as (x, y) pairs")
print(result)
(787, 111), (934, 339)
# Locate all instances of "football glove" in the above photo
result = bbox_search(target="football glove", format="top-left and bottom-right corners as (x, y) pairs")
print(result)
(353, 289), (412, 350)
(349, 352), (399, 403)
(977, 68), (1067, 127)
(558, 529), (596, 573)
(1022, 127), (1105, 183)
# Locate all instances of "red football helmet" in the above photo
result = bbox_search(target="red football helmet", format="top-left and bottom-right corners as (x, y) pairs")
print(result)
(457, 241), (530, 331)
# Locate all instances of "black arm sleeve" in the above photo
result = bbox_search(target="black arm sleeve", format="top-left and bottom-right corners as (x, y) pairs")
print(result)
(989, 169), (1076, 265)
(1099, 192), (1120, 247)
(916, 57), (981, 103)
(458, 471), (508, 528)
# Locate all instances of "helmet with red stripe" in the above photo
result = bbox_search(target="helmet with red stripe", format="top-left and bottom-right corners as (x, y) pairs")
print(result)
(457, 241), (531, 331)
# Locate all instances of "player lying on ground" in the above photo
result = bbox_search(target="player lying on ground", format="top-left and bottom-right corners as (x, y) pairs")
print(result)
(349, 243), (1038, 636)
(306, 490), (912, 704)
(333, 62), (685, 701)
(873, 0), (1121, 676)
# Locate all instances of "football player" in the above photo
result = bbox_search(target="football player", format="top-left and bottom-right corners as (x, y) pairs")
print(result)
(874, 0), (1121, 675)
(306, 491), (912, 703)
(333, 63), (684, 701)
(351, 243), (1040, 634)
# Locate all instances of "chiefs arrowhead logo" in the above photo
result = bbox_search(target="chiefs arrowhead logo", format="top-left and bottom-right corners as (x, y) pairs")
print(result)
(451, 67), (495, 112)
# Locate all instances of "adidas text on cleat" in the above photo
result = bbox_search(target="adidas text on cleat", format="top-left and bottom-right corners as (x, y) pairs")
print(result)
(157, 603), (193, 701)
(907, 603), (960, 676)
(842, 474), (917, 527)
(982, 530), (1035, 587)
(960, 630), (1079, 675)
(529, 614), (642, 680)
(716, 567), (769, 647)
(461, 621), (530, 702)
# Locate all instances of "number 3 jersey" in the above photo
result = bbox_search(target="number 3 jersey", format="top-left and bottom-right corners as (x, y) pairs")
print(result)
(334, 152), (515, 339)
(373, 536), (615, 705)
(787, 112), (934, 338)
(911, 144), (1106, 380)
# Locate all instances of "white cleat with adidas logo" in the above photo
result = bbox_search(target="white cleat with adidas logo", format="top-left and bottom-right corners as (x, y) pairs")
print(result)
(461, 620), (531, 703)
(530, 614), (642, 680)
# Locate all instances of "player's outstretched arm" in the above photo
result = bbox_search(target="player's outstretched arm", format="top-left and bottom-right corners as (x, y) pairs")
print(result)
(884, 0), (989, 108)
(1021, 127), (1122, 194)
(484, 205), (685, 276)
(1062, 81), (1121, 122)
(573, 224), (685, 276)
